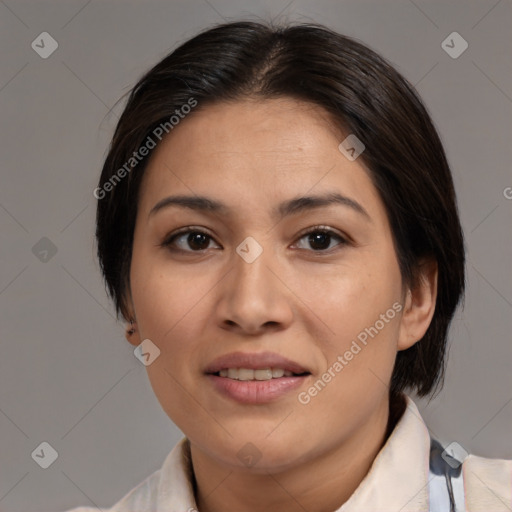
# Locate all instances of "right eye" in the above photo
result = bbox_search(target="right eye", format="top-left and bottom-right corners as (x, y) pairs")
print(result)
(160, 228), (221, 253)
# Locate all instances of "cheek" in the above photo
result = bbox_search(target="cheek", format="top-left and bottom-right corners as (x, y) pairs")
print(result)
(130, 243), (203, 337)
(310, 257), (401, 334)
(129, 245), (213, 375)
(130, 257), (206, 427)
(308, 250), (403, 381)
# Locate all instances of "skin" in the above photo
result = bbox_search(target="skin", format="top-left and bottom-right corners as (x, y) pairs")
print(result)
(124, 97), (437, 512)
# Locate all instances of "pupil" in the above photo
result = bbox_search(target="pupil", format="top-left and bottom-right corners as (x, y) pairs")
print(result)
(309, 232), (330, 250)
(189, 232), (208, 250)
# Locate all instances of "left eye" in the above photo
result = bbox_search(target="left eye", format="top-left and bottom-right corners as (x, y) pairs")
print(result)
(294, 228), (347, 252)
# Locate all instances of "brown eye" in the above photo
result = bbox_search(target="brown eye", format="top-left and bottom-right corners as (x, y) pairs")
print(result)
(161, 229), (219, 252)
(184, 232), (211, 250)
(308, 232), (331, 251)
(294, 228), (347, 252)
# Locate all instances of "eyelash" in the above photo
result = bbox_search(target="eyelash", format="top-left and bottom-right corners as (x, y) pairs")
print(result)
(160, 225), (349, 254)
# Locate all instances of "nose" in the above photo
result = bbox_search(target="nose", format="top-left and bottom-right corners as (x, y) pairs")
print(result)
(215, 240), (294, 336)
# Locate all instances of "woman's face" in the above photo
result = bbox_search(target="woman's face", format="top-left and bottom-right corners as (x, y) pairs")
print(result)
(128, 98), (413, 471)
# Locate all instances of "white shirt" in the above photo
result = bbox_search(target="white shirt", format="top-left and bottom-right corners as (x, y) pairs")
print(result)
(66, 395), (511, 511)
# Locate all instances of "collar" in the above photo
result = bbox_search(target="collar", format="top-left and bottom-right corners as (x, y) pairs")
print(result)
(154, 395), (431, 511)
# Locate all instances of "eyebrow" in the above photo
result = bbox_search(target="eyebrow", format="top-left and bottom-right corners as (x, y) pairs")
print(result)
(149, 192), (371, 222)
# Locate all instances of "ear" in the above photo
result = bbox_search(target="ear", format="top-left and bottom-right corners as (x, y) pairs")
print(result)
(124, 318), (142, 347)
(122, 293), (141, 347)
(397, 258), (438, 351)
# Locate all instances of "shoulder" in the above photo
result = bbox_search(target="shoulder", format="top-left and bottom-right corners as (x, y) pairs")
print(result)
(463, 454), (512, 511)
(63, 509), (103, 512)
(62, 469), (162, 512)
(61, 438), (192, 512)
(110, 467), (162, 511)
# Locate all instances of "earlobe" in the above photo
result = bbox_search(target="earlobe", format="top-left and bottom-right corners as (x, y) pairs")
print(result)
(397, 259), (438, 351)
(122, 291), (141, 346)
(125, 317), (141, 346)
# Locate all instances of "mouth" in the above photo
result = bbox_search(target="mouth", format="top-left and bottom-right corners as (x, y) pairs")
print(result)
(204, 352), (312, 404)
(211, 368), (310, 381)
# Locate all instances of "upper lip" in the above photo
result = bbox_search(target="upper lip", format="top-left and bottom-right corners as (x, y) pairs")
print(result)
(204, 351), (311, 375)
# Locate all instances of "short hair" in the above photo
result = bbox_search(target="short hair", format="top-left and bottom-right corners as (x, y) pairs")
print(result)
(96, 21), (465, 398)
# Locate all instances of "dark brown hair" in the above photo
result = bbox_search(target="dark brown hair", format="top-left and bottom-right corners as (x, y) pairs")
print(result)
(96, 21), (465, 398)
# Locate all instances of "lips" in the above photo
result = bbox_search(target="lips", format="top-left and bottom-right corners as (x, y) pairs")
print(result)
(204, 351), (311, 404)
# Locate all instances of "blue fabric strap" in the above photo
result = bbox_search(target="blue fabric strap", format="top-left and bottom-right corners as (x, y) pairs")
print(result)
(428, 438), (466, 512)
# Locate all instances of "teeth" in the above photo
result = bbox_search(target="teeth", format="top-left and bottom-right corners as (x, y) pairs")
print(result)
(216, 368), (301, 380)
(255, 369), (273, 380)
(238, 368), (254, 381)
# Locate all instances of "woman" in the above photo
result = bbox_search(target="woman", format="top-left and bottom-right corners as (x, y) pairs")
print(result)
(69, 20), (511, 512)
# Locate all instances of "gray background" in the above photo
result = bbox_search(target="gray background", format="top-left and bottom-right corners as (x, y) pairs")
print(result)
(0, 0), (511, 510)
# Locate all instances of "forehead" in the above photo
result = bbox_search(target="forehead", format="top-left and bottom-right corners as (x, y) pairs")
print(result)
(137, 98), (384, 222)
(151, 98), (342, 164)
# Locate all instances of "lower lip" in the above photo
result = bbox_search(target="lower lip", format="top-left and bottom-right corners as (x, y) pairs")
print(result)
(207, 374), (309, 404)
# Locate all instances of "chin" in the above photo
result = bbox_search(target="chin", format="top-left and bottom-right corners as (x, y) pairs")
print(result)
(225, 434), (309, 471)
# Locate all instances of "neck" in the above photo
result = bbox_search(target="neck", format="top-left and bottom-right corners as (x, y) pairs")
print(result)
(189, 393), (405, 512)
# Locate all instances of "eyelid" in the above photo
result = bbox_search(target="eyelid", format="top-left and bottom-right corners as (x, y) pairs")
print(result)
(294, 224), (348, 242)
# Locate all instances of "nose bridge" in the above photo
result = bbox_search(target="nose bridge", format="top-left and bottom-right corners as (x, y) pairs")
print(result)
(231, 235), (275, 300)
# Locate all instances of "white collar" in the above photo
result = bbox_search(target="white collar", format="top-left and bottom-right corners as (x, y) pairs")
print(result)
(151, 394), (431, 511)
